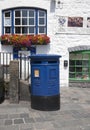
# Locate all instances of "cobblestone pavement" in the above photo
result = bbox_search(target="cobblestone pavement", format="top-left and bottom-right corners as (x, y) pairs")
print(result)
(0, 87), (90, 130)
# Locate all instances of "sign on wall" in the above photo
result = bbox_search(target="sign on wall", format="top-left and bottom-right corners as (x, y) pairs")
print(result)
(56, 16), (90, 34)
(13, 46), (36, 59)
(68, 17), (83, 27)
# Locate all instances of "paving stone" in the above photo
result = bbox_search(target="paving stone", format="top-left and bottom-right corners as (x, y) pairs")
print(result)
(20, 113), (29, 118)
(14, 118), (24, 124)
(24, 118), (35, 123)
(0, 119), (4, 126)
(0, 125), (19, 130)
(19, 123), (34, 130)
(0, 114), (8, 119)
(4, 119), (12, 125)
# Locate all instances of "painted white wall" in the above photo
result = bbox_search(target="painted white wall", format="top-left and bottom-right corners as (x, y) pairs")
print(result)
(0, 0), (90, 87)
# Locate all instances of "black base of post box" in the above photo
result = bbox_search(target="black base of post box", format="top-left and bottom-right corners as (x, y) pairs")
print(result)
(31, 94), (60, 111)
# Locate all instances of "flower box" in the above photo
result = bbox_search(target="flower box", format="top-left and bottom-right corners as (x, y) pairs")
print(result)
(0, 34), (50, 47)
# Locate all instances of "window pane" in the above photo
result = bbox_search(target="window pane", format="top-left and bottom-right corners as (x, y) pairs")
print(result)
(29, 10), (34, 17)
(69, 73), (75, 78)
(76, 60), (82, 65)
(76, 73), (82, 79)
(82, 60), (89, 67)
(5, 27), (11, 33)
(39, 18), (44, 25)
(29, 18), (34, 25)
(22, 18), (27, 25)
(82, 67), (89, 72)
(39, 11), (45, 16)
(76, 54), (82, 60)
(82, 74), (89, 80)
(5, 18), (11, 26)
(83, 54), (89, 60)
(15, 27), (21, 33)
(70, 53), (76, 60)
(5, 12), (10, 17)
(15, 10), (20, 17)
(29, 27), (34, 33)
(22, 27), (28, 34)
(15, 18), (20, 25)
(22, 10), (27, 17)
(76, 67), (82, 72)
(69, 67), (75, 72)
(39, 26), (46, 33)
(70, 60), (75, 66)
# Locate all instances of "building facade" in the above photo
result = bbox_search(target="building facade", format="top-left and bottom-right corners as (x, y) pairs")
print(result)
(0, 0), (90, 87)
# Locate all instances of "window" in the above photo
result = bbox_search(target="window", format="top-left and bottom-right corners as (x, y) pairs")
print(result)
(2, 7), (47, 35)
(4, 11), (11, 34)
(69, 51), (90, 81)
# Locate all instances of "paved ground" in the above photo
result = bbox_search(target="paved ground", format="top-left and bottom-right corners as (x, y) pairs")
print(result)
(0, 87), (90, 130)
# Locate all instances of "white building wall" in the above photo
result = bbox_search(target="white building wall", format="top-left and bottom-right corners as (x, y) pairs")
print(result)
(0, 0), (90, 87)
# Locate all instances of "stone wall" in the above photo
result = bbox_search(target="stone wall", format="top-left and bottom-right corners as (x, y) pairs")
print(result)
(9, 60), (19, 103)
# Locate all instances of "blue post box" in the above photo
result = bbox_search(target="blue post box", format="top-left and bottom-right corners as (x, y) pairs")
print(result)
(30, 54), (61, 111)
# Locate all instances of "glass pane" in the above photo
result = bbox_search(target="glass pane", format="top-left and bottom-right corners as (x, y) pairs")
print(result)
(15, 11), (20, 17)
(69, 67), (75, 72)
(70, 53), (76, 60)
(83, 54), (89, 60)
(29, 18), (34, 25)
(15, 18), (20, 25)
(15, 27), (21, 33)
(22, 10), (27, 17)
(75, 54), (82, 60)
(70, 60), (75, 66)
(76, 60), (82, 65)
(5, 18), (11, 26)
(22, 18), (27, 25)
(29, 10), (34, 17)
(29, 27), (34, 33)
(5, 12), (10, 17)
(82, 74), (89, 80)
(82, 60), (89, 67)
(22, 27), (28, 34)
(82, 67), (89, 72)
(76, 73), (82, 79)
(69, 73), (75, 78)
(5, 27), (11, 33)
(76, 67), (82, 72)
(38, 26), (45, 33)
(39, 11), (45, 17)
(39, 18), (44, 25)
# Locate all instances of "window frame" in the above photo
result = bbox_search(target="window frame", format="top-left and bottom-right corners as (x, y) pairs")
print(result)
(69, 51), (90, 81)
(2, 7), (47, 35)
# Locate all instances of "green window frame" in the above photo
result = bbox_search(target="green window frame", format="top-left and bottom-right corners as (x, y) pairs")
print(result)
(69, 50), (90, 81)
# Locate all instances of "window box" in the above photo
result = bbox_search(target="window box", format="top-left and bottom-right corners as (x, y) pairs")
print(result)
(0, 34), (50, 47)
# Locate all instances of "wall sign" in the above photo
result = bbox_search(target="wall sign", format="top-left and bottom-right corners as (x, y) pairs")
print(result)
(13, 46), (36, 59)
(68, 17), (83, 27)
(56, 16), (90, 34)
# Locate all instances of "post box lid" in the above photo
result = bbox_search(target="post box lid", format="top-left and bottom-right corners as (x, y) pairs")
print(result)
(29, 54), (61, 59)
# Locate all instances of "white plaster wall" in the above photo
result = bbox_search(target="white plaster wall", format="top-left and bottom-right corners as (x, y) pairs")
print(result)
(0, 0), (90, 87)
